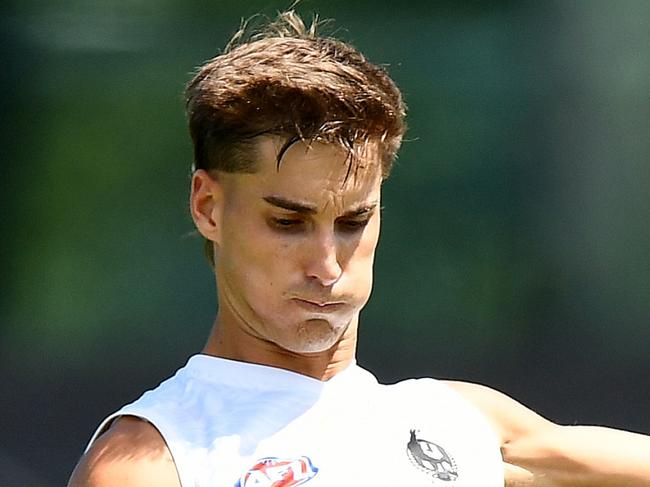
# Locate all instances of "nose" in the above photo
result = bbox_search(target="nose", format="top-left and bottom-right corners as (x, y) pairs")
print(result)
(304, 228), (343, 286)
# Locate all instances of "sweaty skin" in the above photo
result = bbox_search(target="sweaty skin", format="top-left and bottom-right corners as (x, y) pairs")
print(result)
(68, 139), (650, 487)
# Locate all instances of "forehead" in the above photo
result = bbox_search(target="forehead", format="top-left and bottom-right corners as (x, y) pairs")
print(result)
(223, 137), (382, 211)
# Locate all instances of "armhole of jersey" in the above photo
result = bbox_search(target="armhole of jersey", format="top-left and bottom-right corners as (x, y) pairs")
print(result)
(434, 379), (505, 484)
(84, 412), (123, 452)
(436, 380), (503, 446)
(84, 411), (186, 487)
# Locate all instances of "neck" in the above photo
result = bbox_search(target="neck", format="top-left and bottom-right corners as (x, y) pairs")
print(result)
(202, 315), (358, 381)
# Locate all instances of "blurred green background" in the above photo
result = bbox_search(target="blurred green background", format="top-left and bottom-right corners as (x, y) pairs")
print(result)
(1, 0), (649, 485)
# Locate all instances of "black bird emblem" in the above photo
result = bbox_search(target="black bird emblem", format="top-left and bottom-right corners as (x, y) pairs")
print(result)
(406, 429), (458, 481)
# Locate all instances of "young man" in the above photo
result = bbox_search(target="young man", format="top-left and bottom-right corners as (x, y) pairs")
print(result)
(69, 11), (650, 487)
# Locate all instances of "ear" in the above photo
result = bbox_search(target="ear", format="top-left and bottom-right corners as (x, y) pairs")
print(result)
(190, 169), (224, 246)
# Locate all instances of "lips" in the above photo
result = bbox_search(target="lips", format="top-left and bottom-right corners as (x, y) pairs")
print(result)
(292, 298), (346, 311)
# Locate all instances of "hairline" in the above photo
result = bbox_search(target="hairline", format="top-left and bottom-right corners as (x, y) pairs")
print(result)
(205, 134), (391, 181)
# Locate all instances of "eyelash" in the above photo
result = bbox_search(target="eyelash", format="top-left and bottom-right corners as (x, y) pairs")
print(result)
(272, 218), (302, 228)
(339, 219), (370, 230)
(269, 218), (370, 232)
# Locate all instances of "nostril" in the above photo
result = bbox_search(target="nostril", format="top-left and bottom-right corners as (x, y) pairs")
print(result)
(306, 253), (342, 286)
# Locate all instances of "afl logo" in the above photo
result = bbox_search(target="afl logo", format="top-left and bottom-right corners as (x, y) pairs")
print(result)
(406, 430), (458, 482)
(235, 456), (319, 487)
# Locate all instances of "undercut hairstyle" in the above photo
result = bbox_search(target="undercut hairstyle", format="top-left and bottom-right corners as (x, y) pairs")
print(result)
(185, 10), (407, 264)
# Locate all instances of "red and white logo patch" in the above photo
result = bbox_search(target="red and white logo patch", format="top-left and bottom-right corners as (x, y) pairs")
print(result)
(235, 456), (319, 487)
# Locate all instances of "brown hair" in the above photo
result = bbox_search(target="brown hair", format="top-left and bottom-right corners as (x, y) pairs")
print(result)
(185, 10), (407, 264)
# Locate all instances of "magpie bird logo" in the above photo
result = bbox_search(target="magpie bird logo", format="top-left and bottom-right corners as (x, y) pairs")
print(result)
(406, 430), (458, 482)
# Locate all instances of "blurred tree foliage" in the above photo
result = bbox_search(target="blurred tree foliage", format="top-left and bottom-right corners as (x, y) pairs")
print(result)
(3, 0), (650, 373)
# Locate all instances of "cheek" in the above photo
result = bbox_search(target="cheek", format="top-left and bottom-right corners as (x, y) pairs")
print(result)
(219, 216), (265, 282)
(221, 219), (293, 294)
(357, 217), (381, 260)
(346, 220), (380, 285)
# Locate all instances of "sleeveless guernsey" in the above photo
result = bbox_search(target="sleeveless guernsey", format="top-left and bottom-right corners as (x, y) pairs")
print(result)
(87, 355), (503, 486)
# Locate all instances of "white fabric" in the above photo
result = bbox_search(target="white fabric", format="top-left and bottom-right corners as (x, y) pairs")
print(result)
(87, 355), (504, 486)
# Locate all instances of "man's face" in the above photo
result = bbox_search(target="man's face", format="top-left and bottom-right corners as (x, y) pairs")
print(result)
(213, 137), (382, 354)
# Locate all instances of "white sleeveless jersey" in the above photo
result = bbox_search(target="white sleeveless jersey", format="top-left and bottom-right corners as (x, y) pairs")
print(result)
(87, 355), (504, 486)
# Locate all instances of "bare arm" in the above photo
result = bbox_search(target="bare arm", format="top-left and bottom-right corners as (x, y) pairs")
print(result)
(447, 381), (650, 487)
(68, 416), (180, 487)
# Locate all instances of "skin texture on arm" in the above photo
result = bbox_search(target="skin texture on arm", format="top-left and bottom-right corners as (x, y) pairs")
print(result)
(67, 416), (180, 487)
(447, 381), (650, 487)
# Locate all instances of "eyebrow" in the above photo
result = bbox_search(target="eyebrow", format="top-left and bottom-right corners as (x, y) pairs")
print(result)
(262, 195), (378, 217)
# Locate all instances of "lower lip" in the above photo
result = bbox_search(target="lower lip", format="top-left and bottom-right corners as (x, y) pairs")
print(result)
(292, 299), (346, 312)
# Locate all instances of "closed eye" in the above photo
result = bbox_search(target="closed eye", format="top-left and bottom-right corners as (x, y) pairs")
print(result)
(336, 218), (371, 232)
(269, 217), (304, 232)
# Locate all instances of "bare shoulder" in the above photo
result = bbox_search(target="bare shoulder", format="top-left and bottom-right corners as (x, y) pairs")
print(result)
(443, 380), (556, 444)
(68, 416), (180, 487)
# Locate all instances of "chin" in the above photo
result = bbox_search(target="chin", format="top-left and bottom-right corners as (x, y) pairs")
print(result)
(279, 318), (348, 354)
